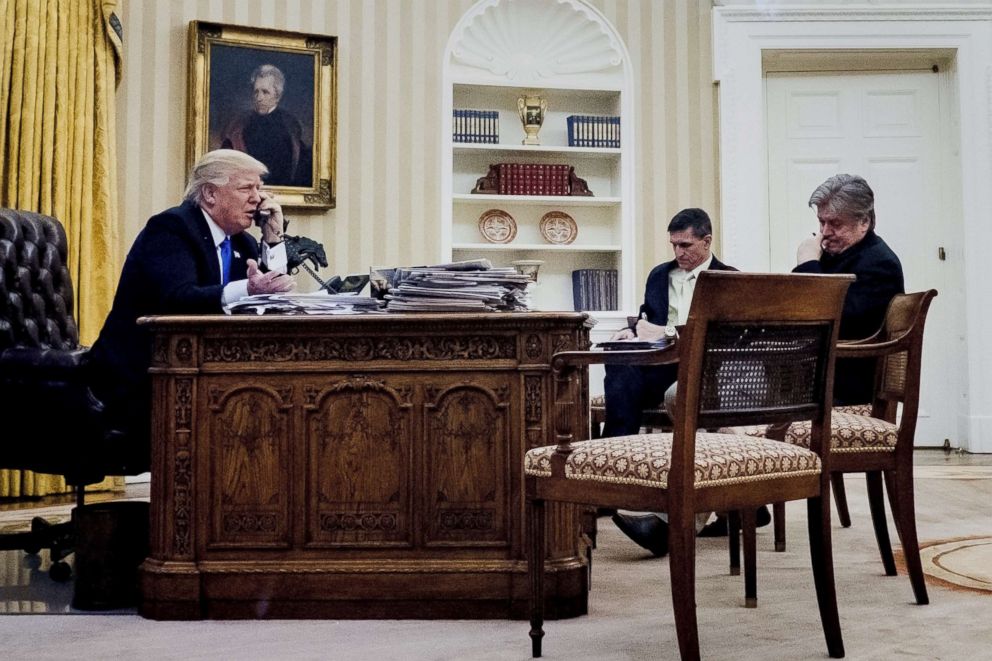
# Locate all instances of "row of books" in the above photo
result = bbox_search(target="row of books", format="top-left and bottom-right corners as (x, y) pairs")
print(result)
(571, 269), (618, 312)
(494, 163), (572, 196)
(453, 109), (499, 144)
(567, 115), (620, 148)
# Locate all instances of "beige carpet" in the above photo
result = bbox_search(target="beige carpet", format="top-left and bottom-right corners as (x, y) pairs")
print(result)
(0, 463), (989, 660)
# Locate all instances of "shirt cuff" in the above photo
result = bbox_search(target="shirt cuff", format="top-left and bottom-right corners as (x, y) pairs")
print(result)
(263, 241), (288, 273)
(222, 281), (249, 306)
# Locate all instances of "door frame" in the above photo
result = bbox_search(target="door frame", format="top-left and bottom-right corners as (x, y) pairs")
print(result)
(712, 4), (992, 453)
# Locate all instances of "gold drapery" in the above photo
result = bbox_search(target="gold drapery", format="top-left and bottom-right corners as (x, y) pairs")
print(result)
(0, 0), (124, 497)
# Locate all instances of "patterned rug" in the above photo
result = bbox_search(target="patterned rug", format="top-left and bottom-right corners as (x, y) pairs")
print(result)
(890, 464), (992, 595)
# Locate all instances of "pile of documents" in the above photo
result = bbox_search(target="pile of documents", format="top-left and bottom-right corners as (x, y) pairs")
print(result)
(225, 292), (384, 316)
(372, 260), (533, 312)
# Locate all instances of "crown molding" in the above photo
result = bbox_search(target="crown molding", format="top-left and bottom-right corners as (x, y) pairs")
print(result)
(716, 4), (992, 23)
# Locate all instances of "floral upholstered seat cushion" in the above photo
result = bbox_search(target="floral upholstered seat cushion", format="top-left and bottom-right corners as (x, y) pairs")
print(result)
(721, 410), (898, 455)
(524, 432), (821, 489)
(590, 394), (606, 408)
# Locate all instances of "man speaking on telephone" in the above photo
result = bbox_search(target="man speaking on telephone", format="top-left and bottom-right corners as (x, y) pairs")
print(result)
(87, 149), (298, 453)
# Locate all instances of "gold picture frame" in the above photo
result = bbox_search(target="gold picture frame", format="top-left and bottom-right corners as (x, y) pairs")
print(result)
(186, 21), (337, 209)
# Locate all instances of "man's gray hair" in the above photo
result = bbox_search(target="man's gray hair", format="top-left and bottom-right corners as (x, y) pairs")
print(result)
(183, 149), (269, 204)
(808, 174), (876, 231)
(251, 64), (285, 98)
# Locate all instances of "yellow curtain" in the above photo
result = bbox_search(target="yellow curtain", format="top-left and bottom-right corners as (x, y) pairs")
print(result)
(0, 0), (124, 497)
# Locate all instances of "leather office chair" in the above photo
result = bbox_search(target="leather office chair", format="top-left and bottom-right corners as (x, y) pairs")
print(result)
(525, 271), (851, 660)
(0, 208), (149, 587)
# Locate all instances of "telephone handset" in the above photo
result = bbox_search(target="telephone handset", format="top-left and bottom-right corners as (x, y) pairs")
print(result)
(252, 206), (272, 227)
(250, 204), (331, 290)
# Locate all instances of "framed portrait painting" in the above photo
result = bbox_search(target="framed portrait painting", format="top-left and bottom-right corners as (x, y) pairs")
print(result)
(187, 21), (337, 209)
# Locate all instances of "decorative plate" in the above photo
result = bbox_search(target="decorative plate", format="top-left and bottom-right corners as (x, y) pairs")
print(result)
(478, 209), (517, 244)
(540, 210), (578, 245)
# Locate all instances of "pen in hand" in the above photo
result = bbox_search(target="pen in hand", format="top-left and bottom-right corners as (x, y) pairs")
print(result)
(633, 312), (647, 337)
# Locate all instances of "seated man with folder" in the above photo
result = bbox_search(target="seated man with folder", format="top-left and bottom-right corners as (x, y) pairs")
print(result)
(602, 208), (766, 556)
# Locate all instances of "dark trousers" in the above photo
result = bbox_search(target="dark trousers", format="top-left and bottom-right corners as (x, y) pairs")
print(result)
(602, 363), (679, 437)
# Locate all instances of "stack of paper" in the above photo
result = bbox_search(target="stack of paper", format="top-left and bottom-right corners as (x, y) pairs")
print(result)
(225, 292), (384, 316)
(373, 260), (533, 312)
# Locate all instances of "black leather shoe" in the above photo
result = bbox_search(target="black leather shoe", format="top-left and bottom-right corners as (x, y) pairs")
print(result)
(611, 513), (669, 557)
(698, 506), (772, 538)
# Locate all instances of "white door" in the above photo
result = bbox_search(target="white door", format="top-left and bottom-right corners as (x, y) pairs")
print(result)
(766, 71), (962, 446)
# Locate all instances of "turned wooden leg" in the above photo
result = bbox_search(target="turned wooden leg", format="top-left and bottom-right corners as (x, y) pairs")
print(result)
(528, 497), (546, 657)
(773, 501), (786, 552)
(669, 510), (701, 661)
(807, 496), (845, 659)
(728, 511), (741, 576)
(831, 473), (851, 528)
(866, 471), (897, 576)
(890, 468), (930, 605)
(742, 508), (757, 608)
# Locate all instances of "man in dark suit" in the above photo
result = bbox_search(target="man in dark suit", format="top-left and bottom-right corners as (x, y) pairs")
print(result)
(602, 208), (736, 438)
(794, 173), (904, 404)
(606, 209), (754, 556)
(88, 149), (296, 459)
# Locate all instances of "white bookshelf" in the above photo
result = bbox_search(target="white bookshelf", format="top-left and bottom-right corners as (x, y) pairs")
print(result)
(441, 0), (634, 334)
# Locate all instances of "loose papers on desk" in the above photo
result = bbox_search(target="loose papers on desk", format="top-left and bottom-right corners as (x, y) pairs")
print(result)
(225, 292), (385, 315)
(371, 260), (533, 312)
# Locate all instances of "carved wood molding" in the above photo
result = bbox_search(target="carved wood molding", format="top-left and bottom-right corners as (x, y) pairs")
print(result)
(321, 512), (399, 532)
(173, 378), (194, 557)
(199, 559), (533, 574)
(207, 384), (294, 410)
(525, 333), (543, 360)
(303, 376), (414, 408)
(439, 509), (495, 531)
(222, 513), (279, 534)
(203, 335), (517, 363)
(525, 375), (543, 423)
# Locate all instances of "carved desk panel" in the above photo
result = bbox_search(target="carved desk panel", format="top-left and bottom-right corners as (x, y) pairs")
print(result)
(138, 313), (591, 620)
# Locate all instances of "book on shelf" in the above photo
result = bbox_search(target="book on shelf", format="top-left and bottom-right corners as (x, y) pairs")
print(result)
(571, 269), (618, 311)
(495, 163), (571, 195)
(566, 115), (620, 148)
(453, 108), (499, 144)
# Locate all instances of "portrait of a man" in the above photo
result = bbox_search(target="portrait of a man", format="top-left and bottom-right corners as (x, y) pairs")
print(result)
(208, 45), (316, 187)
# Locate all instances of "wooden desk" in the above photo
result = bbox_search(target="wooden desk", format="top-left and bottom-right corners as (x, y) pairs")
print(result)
(138, 312), (591, 620)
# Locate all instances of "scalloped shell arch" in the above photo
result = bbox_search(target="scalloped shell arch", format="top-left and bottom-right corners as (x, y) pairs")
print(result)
(451, 0), (624, 81)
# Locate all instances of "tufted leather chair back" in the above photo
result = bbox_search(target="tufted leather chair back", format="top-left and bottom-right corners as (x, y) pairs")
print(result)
(0, 208), (79, 351)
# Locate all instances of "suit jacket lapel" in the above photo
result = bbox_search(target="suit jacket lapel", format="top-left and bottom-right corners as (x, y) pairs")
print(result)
(179, 200), (223, 285)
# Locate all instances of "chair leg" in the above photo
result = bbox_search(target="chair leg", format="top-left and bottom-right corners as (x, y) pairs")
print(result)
(831, 473), (852, 528)
(866, 471), (897, 576)
(773, 502), (786, 552)
(669, 511), (701, 661)
(889, 469), (930, 605)
(807, 496), (845, 659)
(728, 511), (741, 576)
(528, 497), (546, 657)
(741, 508), (757, 608)
(883, 470), (902, 537)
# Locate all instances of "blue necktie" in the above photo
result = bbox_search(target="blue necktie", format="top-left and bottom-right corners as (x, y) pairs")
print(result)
(219, 237), (232, 285)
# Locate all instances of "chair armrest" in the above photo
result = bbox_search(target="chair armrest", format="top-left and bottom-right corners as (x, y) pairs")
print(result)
(551, 343), (679, 373)
(0, 346), (90, 376)
(836, 333), (911, 359)
(0, 346), (104, 422)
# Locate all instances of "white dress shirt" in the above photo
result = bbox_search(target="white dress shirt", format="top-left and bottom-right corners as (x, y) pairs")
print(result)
(667, 254), (712, 325)
(201, 210), (287, 306)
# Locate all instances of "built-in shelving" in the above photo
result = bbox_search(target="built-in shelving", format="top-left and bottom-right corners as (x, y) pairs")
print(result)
(442, 0), (634, 338)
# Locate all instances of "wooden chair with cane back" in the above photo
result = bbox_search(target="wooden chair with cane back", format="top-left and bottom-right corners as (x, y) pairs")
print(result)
(524, 271), (852, 660)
